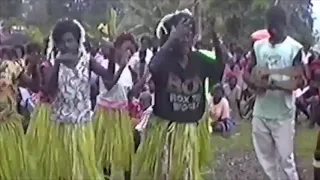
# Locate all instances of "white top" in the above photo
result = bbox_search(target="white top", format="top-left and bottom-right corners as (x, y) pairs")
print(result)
(51, 53), (91, 124)
(97, 59), (133, 104)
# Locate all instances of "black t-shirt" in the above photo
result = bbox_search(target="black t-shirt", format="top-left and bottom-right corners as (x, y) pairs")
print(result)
(149, 49), (224, 123)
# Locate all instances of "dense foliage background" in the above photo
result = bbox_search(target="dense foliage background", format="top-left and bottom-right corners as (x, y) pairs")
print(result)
(0, 0), (316, 48)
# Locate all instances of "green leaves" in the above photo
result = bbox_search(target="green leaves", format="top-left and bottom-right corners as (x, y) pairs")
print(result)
(205, 0), (314, 47)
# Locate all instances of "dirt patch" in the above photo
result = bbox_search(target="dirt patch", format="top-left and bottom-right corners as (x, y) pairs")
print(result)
(210, 150), (313, 180)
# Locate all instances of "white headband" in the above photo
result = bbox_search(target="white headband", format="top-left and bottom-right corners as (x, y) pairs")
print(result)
(155, 9), (192, 39)
(46, 19), (87, 63)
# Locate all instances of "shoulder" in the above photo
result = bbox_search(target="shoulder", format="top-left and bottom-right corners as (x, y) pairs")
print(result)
(253, 38), (269, 49)
(285, 36), (303, 49)
(190, 50), (212, 67)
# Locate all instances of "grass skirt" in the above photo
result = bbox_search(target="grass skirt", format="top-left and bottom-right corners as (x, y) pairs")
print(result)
(27, 103), (102, 179)
(132, 115), (212, 180)
(26, 103), (52, 157)
(93, 106), (134, 175)
(0, 112), (36, 179)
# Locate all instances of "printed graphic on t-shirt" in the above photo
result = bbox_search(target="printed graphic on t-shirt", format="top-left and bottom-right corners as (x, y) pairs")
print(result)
(263, 53), (283, 81)
(263, 54), (281, 68)
(167, 72), (202, 112)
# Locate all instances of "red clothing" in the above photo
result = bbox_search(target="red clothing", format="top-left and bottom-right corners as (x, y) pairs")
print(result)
(128, 99), (142, 119)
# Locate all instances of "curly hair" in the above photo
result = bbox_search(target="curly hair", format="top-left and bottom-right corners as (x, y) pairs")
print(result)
(114, 32), (136, 48)
(46, 19), (86, 61)
(52, 19), (81, 45)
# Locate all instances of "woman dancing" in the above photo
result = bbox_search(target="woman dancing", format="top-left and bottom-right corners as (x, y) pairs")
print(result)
(93, 33), (138, 179)
(26, 42), (54, 164)
(133, 9), (224, 180)
(0, 44), (40, 178)
(28, 18), (119, 179)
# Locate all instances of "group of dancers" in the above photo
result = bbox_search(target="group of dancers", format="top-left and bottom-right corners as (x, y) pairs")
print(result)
(0, 9), (225, 180)
(2, 4), (320, 180)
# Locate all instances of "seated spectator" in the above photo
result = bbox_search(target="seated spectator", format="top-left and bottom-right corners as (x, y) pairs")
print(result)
(223, 74), (242, 122)
(209, 84), (235, 136)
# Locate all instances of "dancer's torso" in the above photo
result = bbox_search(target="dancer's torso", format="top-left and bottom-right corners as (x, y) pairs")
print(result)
(97, 60), (133, 109)
(152, 51), (210, 123)
(52, 53), (91, 123)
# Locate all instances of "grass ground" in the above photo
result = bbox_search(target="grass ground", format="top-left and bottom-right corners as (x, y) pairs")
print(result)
(208, 121), (318, 179)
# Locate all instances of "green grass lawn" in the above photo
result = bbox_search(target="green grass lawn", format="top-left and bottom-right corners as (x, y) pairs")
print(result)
(211, 121), (318, 162)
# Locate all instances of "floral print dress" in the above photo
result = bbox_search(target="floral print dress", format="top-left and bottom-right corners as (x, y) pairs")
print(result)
(51, 53), (92, 124)
(0, 60), (24, 121)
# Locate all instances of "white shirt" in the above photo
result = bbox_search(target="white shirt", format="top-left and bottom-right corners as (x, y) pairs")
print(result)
(97, 60), (133, 103)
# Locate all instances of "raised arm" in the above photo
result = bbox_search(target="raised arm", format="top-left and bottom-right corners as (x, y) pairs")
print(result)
(42, 62), (60, 96)
(204, 31), (225, 83)
(243, 50), (258, 89)
(89, 56), (126, 91)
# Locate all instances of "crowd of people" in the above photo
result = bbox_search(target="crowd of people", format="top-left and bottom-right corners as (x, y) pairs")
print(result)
(1, 5), (320, 180)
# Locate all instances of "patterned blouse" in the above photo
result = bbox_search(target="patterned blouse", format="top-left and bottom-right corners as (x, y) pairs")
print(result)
(51, 53), (92, 124)
(0, 60), (24, 121)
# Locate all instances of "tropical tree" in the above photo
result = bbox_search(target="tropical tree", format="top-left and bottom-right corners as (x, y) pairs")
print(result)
(124, 0), (197, 36)
(204, 0), (314, 48)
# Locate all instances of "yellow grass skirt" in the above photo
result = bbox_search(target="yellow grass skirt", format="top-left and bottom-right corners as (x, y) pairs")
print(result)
(93, 106), (134, 174)
(27, 104), (102, 179)
(132, 115), (212, 180)
(0, 112), (36, 179)
(26, 103), (52, 156)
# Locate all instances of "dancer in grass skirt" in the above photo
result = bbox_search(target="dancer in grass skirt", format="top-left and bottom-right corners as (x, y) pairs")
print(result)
(28, 19), (116, 179)
(132, 9), (224, 180)
(26, 57), (54, 169)
(93, 34), (149, 179)
(0, 48), (40, 179)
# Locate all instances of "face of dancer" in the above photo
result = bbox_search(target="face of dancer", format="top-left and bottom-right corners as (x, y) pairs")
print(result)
(57, 32), (79, 54)
(179, 23), (194, 55)
(267, 22), (286, 43)
(115, 40), (135, 65)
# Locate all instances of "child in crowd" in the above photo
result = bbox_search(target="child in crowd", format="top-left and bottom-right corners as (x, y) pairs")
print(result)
(135, 91), (153, 132)
(209, 84), (235, 136)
